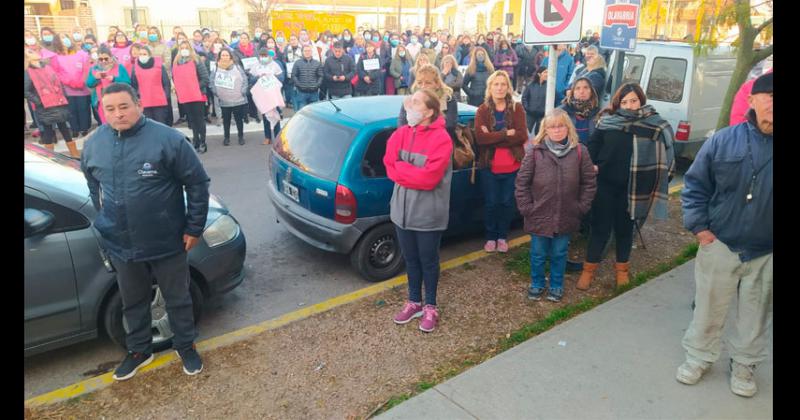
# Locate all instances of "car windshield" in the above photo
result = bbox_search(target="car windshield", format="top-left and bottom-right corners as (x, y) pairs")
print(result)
(274, 113), (357, 181)
(24, 144), (89, 199)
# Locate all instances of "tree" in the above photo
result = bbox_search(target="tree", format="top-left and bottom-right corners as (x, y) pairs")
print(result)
(241, 0), (282, 32)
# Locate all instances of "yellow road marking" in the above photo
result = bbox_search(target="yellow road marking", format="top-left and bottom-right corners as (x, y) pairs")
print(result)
(27, 183), (685, 408)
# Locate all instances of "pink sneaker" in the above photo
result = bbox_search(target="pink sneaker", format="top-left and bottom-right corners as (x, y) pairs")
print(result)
(393, 301), (423, 324)
(484, 240), (497, 252)
(419, 305), (439, 332)
(497, 239), (509, 253)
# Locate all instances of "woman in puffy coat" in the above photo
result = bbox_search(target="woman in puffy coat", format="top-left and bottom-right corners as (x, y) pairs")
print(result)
(492, 40), (519, 90)
(462, 47), (494, 107)
(522, 67), (548, 135)
(384, 89), (453, 334)
(356, 43), (382, 96)
(514, 108), (596, 302)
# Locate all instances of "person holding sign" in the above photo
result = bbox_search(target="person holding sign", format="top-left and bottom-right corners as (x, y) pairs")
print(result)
(172, 40), (210, 153)
(356, 43), (383, 97)
(130, 45), (173, 126)
(210, 48), (249, 146)
(248, 47), (285, 145)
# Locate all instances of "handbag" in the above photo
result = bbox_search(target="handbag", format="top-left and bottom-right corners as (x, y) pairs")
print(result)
(453, 122), (476, 174)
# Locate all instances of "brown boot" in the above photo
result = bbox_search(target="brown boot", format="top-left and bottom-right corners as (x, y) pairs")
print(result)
(576, 262), (599, 290)
(65, 140), (81, 159)
(615, 262), (630, 287)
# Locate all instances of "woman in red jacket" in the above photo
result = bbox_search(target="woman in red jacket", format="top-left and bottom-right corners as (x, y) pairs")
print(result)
(384, 89), (453, 333)
(172, 40), (210, 153)
(475, 70), (528, 253)
(131, 45), (173, 125)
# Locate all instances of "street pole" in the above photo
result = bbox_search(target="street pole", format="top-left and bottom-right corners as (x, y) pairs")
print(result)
(612, 50), (625, 96)
(131, 0), (138, 26)
(425, 0), (430, 29)
(398, 0), (402, 33)
(545, 44), (558, 114)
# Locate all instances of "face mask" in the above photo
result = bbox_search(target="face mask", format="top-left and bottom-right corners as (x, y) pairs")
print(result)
(399, 51), (406, 57)
(62, 38), (72, 48)
(138, 31), (147, 39)
(277, 37), (285, 43)
(254, 32), (262, 39)
(477, 55), (485, 62)
(180, 49), (190, 57)
(344, 35), (351, 41)
(391, 40), (399, 47)
(116, 42), (127, 47)
(410, 37), (418, 44)
(73, 33), (83, 41)
(147, 34), (158, 42)
(139, 56), (150, 64)
(91, 52), (99, 60)
(383, 35), (389, 41)
(82, 43), (93, 51)
(424, 41), (431, 48)
(260, 56), (271, 64)
(372, 36), (380, 42)
(42, 34), (53, 43)
(232, 36), (239, 43)
(405, 107), (425, 126)
(25, 37), (37, 46)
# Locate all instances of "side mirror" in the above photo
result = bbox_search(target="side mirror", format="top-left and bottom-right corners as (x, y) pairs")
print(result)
(24, 208), (55, 237)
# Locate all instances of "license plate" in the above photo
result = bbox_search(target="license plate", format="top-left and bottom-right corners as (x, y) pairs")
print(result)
(282, 180), (300, 202)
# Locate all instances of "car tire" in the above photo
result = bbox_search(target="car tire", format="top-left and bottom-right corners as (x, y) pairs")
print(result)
(350, 223), (405, 282)
(104, 279), (204, 352)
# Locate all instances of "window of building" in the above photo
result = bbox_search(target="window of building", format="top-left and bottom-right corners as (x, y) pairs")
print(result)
(123, 7), (148, 27)
(646, 57), (688, 103)
(199, 9), (221, 29)
(60, 0), (76, 10)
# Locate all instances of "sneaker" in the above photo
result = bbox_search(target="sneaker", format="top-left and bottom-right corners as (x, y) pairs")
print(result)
(393, 301), (423, 324)
(676, 358), (711, 385)
(112, 351), (154, 381)
(484, 240), (497, 252)
(419, 305), (439, 333)
(730, 359), (758, 397)
(546, 289), (563, 302)
(497, 239), (509, 253)
(176, 345), (203, 375)
(527, 287), (545, 301)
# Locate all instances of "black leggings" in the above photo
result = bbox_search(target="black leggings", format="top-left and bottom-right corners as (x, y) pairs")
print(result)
(40, 121), (73, 145)
(221, 104), (246, 139)
(586, 183), (634, 263)
(183, 101), (206, 143)
(143, 106), (173, 126)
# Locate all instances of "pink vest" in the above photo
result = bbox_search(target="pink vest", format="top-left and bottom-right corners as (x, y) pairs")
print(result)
(38, 48), (57, 60)
(55, 51), (91, 95)
(111, 46), (133, 75)
(134, 59), (168, 108)
(173, 60), (206, 104)
(93, 64), (121, 124)
(28, 65), (69, 108)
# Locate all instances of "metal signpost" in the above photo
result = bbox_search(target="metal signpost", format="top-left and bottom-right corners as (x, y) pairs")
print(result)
(522, 0), (585, 114)
(600, 0), (641, 96)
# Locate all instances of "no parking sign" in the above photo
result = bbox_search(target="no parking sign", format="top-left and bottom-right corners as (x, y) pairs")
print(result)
(523, 0), (585, 45)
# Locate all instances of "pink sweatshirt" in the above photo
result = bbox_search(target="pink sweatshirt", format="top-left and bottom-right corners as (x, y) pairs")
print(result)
(55, 51), (91, 96)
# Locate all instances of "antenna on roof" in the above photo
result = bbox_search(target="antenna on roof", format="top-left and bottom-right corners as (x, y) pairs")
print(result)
(328, 99), (341, 112)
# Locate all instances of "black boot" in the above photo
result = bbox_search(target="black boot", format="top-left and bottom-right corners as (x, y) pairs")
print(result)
(198, 134), (207, 154)
(192, 136), (200, 151)
(238, 136), (245, 145)
(223, 137), (230, 146)
(566, 260), (583, 273)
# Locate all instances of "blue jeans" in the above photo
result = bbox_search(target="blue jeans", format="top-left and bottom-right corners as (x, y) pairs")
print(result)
(330, 94), (352, 99)
(480, 169), (518, 241)
(283, 81), (295, 107)
(530, 234), (571, 296)
(395, 226), (443, 306)
(293, 89), (319, 111)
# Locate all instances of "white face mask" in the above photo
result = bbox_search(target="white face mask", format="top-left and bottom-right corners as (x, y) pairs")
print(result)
(138, 56), (150, 64)
(25, 37), (37, 46)
(180, 49), (190, 57)
(405, 106), (426, 126)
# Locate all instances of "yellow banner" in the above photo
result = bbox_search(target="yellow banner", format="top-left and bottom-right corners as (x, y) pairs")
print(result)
(270, 11), (355, 39)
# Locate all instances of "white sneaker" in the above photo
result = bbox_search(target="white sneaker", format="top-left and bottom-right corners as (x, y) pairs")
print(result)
(676, 358), (711, 385)
(730, 359), (758, 397)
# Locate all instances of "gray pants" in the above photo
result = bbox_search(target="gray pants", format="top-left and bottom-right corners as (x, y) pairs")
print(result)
(682, 239), (773, 366)
(111, 251), (197, 354)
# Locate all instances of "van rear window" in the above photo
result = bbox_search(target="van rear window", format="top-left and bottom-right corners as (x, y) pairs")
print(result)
(646, 57), (688, 103)
(622, 54), (645, 86)
(274, 113), (357, 181)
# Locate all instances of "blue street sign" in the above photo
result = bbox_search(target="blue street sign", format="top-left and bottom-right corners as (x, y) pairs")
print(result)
(600, 0), (640, 52)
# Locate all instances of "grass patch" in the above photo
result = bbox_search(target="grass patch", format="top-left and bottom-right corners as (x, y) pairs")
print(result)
(462, 262), (476, 271)
(371, 241), (699, 419)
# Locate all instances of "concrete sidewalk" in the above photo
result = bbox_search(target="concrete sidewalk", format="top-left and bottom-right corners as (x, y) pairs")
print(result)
(378, 261), (773, 420)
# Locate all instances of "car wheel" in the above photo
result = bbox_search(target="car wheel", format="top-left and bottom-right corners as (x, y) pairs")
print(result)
(350, 223), (405, 282)
(104, 279), (204, 352)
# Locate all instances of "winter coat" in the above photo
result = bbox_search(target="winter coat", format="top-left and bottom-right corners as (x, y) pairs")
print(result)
(356, 53), (383, 96)
(383, 116), (453, 231)
(493, 49), (519, 80)
(583, 68), (607, 97)
(682, 110), (773, 262)
(86, 63), (132, 108)
(80, 116), (210, 262)
(515, 142), (597, 237)
(390, 56), (414, 88)
(210, 63), (249, 107)
(323, 54), (356, 97)
(442, 68), (464, 102)
(514, 43), (536, 78)
(474, 102), (528, 168)
(522, 81), (548, 116)
(541, 51), (575, 105)
(462, 66), (491, 106)
(292, 57), (324, 92)
(557, 102), (600, 145)
(455, 45), (472, 66)
(398, 91), (459, 135)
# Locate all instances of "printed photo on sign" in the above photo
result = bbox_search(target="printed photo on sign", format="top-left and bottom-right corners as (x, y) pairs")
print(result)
(363, 58), (380, 71)
(214, 72), (234, 90)
(259, 76), (280, 90)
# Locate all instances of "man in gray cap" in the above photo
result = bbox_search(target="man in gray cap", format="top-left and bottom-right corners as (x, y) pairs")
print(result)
(677, 72), (773, 397)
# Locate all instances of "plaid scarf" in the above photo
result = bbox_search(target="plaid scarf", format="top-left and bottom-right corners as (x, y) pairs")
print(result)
(596, 105), (675, 223)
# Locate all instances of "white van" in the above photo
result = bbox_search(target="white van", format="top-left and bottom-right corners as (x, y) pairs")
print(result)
(602, 41), (738, 161)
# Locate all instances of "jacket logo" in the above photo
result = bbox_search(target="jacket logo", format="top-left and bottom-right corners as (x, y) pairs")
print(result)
(137, 162), (158, 177)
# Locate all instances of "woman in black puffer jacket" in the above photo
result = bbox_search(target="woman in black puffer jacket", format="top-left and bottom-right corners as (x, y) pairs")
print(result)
(462, 47), (494, 107)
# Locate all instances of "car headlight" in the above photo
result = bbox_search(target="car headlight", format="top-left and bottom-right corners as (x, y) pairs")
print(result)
(202, 215), (240, 247)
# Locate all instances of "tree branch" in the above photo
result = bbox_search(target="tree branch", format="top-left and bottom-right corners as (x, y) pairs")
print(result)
(752, 44), (773, 64)
(755, 17), (773, 34)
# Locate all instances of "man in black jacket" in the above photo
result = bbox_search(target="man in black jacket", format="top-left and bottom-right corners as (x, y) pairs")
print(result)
(323, 41), (355, 99)
(81, 83), (210, 381)
(291, 45), (324, 110)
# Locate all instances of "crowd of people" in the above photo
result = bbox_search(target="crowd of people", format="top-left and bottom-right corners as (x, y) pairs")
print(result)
(25, 23), (771, 398)
(24, 24), (612, 155)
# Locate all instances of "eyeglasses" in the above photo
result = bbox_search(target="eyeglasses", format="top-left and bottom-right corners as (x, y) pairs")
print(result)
(98, 57), (110, 62)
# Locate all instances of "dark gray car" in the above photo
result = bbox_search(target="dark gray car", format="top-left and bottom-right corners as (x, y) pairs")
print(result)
(24, 144), (246, 357)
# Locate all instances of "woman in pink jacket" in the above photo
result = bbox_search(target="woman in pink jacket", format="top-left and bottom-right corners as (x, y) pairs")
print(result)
(384, 89), (453, 333)
(53, 32), (92, 138)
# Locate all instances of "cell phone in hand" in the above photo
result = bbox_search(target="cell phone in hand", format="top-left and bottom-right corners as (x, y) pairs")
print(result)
(99, 72), (107, 78)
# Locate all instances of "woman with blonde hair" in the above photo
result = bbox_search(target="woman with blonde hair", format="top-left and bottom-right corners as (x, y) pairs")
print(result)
(475, 70), (528, 253)
(439, 55), (463, 102)
(398, 64), (458, 142)
(514, 109), (597, 301)
(172, 40), (210, 153)
(462, 46), (494, 106)
(408, 52), (431, 87)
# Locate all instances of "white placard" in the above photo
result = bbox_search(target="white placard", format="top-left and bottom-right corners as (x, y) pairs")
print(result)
(258, 75), (280, 90)
(241, 57), (258, 70)
(214, 72), (234, 90)
(458, 65), (468, 75)
(363, 58), (380, 71)
(286, 61), (294, 78)
(209, 61), (217, 73)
